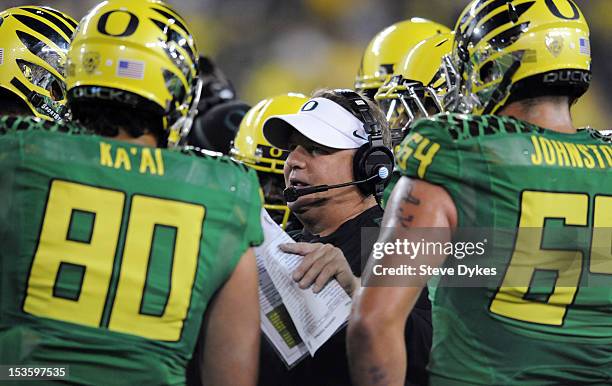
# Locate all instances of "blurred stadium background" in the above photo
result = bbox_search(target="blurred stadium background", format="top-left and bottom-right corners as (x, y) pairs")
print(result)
(4, 0), (610, 129)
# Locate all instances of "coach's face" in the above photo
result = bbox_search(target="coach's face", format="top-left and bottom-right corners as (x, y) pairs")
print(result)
(284, 130), (357, 214)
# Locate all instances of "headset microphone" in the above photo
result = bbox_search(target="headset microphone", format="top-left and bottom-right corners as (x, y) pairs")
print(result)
(283, 166), (390, 202)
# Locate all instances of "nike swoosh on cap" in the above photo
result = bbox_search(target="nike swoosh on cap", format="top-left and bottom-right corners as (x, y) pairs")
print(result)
(353, 130), (368, 141)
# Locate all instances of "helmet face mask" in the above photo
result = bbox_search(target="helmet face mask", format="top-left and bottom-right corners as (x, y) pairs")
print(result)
(449, 0), (591, 115)
(377, 79), (442, 140)
(442, 52), (471, 113)
(375, 32), (453, 142)
(0, 6), (77, 121)
(257, 171), (290, 226)
(378, 92), (412, 135)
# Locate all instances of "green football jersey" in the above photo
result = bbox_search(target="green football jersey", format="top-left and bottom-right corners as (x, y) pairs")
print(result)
(0, 116), (264, 385)
(393, 113), (612, 385)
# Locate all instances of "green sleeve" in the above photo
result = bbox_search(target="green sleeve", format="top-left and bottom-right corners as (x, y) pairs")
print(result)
(203, 159), (264, 283)
(243, 167), (265, 248)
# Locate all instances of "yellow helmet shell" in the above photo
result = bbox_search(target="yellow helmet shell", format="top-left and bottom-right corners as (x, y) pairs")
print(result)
(66, 0), (199, 142)
(397, 32), (453, 89)
(355, 18), (450, 93)
(0, 6), (77, 121)
(231, 93), (308, 174)
(452, 0), (591, 114)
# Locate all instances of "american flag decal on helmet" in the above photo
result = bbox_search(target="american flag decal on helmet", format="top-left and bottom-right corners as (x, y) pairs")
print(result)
(117, 59), (145, 80)
(579, 38), (590, 56)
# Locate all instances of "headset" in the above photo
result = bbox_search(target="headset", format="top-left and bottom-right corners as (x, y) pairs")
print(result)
(336, 89), (395, 198)
(283, 89), (395, 202)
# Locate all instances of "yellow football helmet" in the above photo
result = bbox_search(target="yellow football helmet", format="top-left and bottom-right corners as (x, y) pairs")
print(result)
(0, 6), (77, 121)
(355, 18), (450, 98)
(231, 93), (308, 229)
(376, 32), (453, 142)
(66, 0), (201, 146)
(447, 0), (591, 115)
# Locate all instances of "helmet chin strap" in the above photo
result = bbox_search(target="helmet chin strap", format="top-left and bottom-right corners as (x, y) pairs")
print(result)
(168, 77), (204, 148)
(31, 93), (70, 123)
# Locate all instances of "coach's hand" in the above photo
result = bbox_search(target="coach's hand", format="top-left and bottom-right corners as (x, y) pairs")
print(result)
(280, 242), (359, 297)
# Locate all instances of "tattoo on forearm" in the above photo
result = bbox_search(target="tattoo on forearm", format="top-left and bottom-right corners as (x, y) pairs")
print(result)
(401, 191), (420, 205)
(397, 207), (414, 227)
(395, 179), (419, 228)
(367, 366), (390, 386)
(400, 178), (420, 205)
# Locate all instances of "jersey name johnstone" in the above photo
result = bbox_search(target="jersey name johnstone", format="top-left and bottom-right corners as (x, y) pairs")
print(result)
(529, 135), (612, 169)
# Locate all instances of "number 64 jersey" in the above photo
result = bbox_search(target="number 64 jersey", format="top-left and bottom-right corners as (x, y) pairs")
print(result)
(0, 116), (264, 385)
(394, 113), (612, 385)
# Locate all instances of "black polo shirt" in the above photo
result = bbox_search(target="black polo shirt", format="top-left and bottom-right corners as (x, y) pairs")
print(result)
(258, 205), (432, 386)
(293, 205), (383, 276)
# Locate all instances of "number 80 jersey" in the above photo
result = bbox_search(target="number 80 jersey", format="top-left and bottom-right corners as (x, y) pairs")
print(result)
(394, 113), (612, 385)
(0, 116), (264, 385)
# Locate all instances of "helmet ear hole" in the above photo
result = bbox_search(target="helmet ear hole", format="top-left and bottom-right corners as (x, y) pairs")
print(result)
(50, 79), (65, 101)
(479, 61), (496, 84)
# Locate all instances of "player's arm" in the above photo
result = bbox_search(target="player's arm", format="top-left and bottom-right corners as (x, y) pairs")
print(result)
(347, 176), (456, 386)
(200, 247), (260, 386)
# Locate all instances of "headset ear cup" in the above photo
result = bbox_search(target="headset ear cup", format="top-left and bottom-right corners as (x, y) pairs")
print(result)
(353, 144), (395, 196)
(369, 145), (395, 184)
(353, 144), (372, 195)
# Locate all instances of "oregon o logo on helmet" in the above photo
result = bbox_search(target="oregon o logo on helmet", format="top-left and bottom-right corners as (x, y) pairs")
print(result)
(270, 147), (284, 158)
(97, 10), (139, 37)
(545, 0), (580, 20)
(301, 101), (318, 112)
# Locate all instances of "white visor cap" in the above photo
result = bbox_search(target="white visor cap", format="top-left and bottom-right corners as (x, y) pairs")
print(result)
(263, 97), (369, 151)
